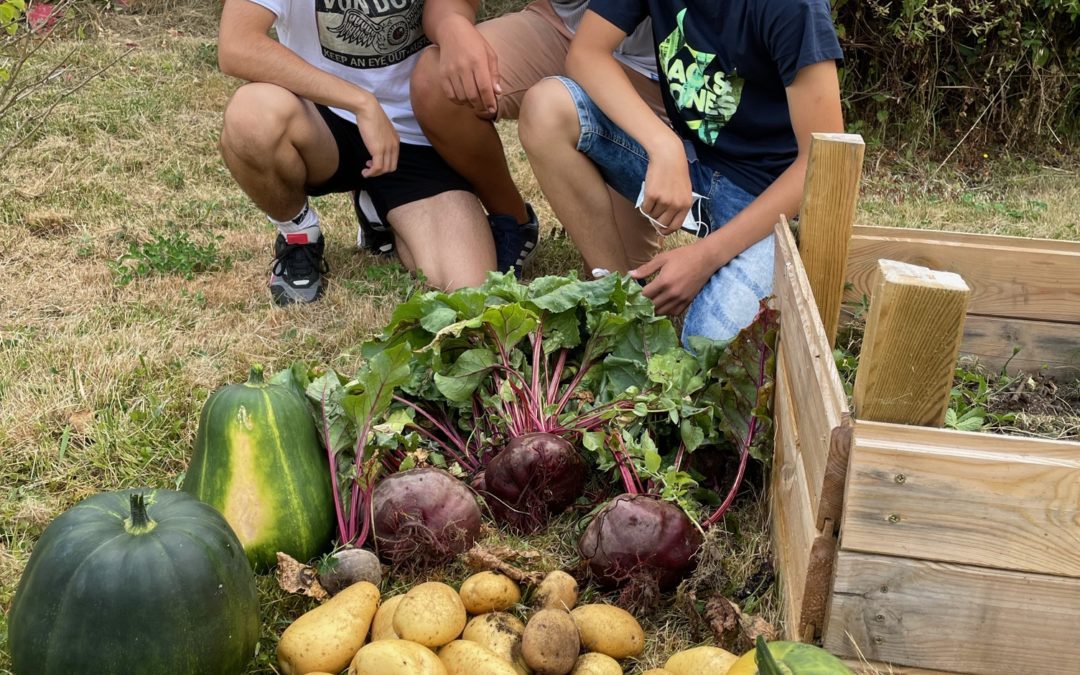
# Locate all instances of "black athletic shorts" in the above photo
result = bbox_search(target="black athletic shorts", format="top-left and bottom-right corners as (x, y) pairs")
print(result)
(307, 104), (473, 221)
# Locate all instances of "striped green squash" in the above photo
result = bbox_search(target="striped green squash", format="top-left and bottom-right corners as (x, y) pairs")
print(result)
(183, 365), (333, 569)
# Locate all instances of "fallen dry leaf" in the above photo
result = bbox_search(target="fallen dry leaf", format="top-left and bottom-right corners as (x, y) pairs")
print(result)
(275, 551), (328, 601)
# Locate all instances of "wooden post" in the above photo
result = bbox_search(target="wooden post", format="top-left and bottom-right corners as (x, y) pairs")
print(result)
(797, 133), (865, 347)
(852, 260), (970, 426)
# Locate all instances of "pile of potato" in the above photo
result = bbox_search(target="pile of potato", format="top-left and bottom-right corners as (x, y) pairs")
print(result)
(275, 570), (739, 675)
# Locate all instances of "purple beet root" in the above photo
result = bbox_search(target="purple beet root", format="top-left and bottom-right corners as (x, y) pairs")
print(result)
(484, 432), (587, 533)
(578, 493), (703, 589)
(372, 468), (482, 567)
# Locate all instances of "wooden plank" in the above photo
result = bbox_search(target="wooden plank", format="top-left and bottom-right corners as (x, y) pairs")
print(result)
(846, 227), (1080, 324)
(960, 314), (1080, 377)
(853, 224), (1080, 253)
(841, 421), (1080, 576)
(771, 354), (838, 641)
(825, 552), (1080, 674)
(774, 218), (853, 529)
(771, 352), (811, 639)
(797, 133), (866, 345)
(852, 260), (970, 427)
(843, 659), (961, 675)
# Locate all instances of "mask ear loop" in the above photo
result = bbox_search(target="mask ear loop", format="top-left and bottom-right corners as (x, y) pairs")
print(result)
(635, 182), (711, 237)
(686, 194), (710, 238)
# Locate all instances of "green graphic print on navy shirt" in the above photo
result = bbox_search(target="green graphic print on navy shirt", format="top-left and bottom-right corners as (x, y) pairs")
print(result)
(659, 8), (744, 146)
(588, 0), (842, 196)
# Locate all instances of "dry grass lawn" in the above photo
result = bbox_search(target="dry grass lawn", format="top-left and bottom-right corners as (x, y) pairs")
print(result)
(1, 3), (1076, 673)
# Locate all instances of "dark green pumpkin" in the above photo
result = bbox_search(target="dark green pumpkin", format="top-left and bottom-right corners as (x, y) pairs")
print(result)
(8, 489), (259, 675)
(182, 365), (334, 569)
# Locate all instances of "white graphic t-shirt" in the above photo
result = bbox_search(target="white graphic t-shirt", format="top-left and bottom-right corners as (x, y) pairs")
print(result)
(249, 0), (430, 145)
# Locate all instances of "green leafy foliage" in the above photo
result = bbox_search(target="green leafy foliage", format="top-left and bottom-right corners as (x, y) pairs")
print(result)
(108, 229), (232, 285)
(287, 271), (779, 534)
(0, 0), (26, 39)
(834, 0), (1080, 149)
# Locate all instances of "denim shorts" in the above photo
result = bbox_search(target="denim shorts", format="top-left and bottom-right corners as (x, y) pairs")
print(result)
(550, 76), (775, 344)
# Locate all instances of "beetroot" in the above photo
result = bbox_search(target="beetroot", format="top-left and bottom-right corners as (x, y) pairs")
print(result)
(578, 493), (702, 589)
(372, 468), (482, 567)
(484, 432), (587, 533)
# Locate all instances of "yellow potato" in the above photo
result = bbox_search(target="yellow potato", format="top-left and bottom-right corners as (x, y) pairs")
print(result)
(393, 581), (468, 648)
(462, 612), (531, 674)
(460, 571), (523, 614)
(664, 646), (739, 675)
(521, 608), (580, 675)
(440, 639), (522, 675)
(569, 652), (623, 674)
(534, 571), (579, 611)
(277, 581), (380, 675)
(370, 594), (404, 641)
(349, 639), (446, 675)
(569, 605), (644, 660)
(641, 670), (675, 675)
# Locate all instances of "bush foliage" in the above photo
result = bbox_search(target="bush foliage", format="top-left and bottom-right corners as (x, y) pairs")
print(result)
(834, 0), (1080, 151)
(4, 0), (1077, 155)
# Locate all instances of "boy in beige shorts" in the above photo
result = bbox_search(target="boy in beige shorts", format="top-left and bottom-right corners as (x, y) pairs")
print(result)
(411, 0), (667, 275)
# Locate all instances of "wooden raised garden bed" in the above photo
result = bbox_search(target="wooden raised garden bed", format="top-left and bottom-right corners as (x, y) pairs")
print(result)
(771, 134), (1080, 674)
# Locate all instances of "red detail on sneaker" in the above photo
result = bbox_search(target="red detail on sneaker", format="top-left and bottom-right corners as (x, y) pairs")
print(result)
(285, 232), (309, 245)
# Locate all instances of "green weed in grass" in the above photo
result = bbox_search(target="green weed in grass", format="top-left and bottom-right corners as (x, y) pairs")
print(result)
(108, 227), (232, 285)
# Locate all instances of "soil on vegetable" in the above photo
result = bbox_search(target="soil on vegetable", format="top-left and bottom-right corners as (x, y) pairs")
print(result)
(354, 474), (777, 672)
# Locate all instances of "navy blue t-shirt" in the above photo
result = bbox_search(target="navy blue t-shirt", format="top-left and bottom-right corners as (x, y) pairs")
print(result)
(588, 0), (843, 196)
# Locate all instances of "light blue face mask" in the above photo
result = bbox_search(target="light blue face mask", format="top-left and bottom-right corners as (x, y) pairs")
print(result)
(635, 181), (711, 238)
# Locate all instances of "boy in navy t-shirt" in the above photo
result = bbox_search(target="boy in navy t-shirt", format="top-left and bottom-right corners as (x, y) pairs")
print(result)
(518, 0), (844, 342)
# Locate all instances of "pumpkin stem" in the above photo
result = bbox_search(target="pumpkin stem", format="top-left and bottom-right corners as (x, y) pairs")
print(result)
(125, 493), (157, 534)
(247, 364), (265, 386)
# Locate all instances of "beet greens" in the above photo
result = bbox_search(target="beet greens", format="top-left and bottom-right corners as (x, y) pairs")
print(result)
(577, 301), (778, 587)
(367, 272), (681, 530)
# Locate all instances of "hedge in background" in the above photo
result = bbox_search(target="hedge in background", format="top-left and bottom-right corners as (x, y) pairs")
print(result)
(834, 0), (1080, 152)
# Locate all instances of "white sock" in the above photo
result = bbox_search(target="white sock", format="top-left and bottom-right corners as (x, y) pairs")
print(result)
(269, 202), (321, 242)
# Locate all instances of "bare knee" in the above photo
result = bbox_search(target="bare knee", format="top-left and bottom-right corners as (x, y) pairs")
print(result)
(220, 83), (304, 162)
(518, 79), (580, 155)
(410, 47), (448, 124)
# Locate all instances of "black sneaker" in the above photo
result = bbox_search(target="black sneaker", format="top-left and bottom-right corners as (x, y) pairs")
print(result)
(269, 231), (329, 305)
(352, 190), (395, 257)
(489, 202), (540, 278)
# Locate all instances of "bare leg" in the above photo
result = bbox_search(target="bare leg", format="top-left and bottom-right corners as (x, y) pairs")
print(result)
(411, 48), (528, 224)
(219, 83), (338, 221)
(518, 80), (630, 273)
(388, 190), (496, 290)
(609, 189), (661, 269)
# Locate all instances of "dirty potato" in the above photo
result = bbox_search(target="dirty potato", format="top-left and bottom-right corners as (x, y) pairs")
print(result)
(349, 639), (446, 675)
(534, 571), (579, 611)
(393, 582), (468, 648)
(664, 646), (739, 675)
(521, 608), (580, 675)
(569, 605), (644, 660)
(277, 581), (380, 675)
(462, 612), (530, 674)
(370, 594), (404, 641)
(440, 640), (522, 675)
(460, 572), (522, 614)
(569, 652), (623, 674)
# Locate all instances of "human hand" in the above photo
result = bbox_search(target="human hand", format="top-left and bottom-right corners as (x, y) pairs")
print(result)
(437, 20), (501, 117)
(630, 243), (717, 317)
(354, 98), (400, 177)
(639, 141), (692, 235)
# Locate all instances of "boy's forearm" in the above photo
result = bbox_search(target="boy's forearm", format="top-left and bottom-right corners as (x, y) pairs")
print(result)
(697, 158), (807, 270)
(567, 17), (680, 158)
